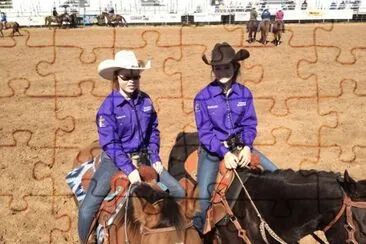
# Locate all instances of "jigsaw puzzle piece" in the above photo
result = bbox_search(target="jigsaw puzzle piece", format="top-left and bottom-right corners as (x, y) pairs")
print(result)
(0, 131), (53, 211)
(0, 196), (70, 243)
(256, 128), (318, 170)
(37, 47), (113, 96)
(319, 80), (366, 161)
(0, 34), (54, 96)
(0, 79), (74, 146)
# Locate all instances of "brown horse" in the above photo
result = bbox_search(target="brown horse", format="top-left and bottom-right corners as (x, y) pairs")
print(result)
(246, 20), (258, 43)
(70, 141), (201, 244)
(98, 12), (128, 27)
(45, 13), (71, 29)
(0, 21), (21, 37)
(259, 19), (271, 44)
(271, 20), (284, 46)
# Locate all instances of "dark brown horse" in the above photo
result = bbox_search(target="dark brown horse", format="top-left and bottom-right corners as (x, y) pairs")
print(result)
(215, 169), (366, 243)
(98, 12), (128, 27)
(0, 21), (21, 37)
(259, 20), (271, 44)
(168, 132), (366, 244)
(246, 20), (258, 43)
(271, 20), (284, 46)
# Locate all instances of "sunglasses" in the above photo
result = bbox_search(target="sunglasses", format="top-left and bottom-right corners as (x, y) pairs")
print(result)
(118, 74), (141, 81)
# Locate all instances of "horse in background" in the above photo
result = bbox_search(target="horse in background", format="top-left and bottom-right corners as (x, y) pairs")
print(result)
(45, 13), (71, 29)
(259, 19), (271, 44)
(98, 12), (128, 27)
(0, 21), (21, 37)
(271, 20), (284, 46)
(246, 20), (258, 43)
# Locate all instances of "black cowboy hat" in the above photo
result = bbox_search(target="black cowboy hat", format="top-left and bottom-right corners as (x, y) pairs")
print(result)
(202, 42), (250, 65)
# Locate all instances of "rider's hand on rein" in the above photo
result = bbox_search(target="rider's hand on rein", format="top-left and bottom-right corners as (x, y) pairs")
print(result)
(238, 146), (251, 167)
(224, 151), (239, 169)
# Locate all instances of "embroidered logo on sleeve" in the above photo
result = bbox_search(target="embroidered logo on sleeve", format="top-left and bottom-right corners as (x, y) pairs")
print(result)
(237, 101), (247, 107)
(194, 102), (200, 112)
(98, 116), (106, 128)
(143, 105), (152, 112)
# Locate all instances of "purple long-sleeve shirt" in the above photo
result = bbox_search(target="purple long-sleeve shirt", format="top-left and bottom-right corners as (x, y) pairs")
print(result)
(194, 81), (257, 158)
(96, 90), (161, 175)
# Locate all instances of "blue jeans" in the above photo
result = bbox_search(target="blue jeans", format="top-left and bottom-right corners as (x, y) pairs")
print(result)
(78, 152), (185, 243)
(192, 147), (278, 233)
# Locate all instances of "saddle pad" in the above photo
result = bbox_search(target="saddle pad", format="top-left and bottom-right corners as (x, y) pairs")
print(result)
(65, 158), (95, 204)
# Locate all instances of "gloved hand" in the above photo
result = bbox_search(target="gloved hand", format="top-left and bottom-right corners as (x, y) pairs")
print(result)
(152, 161), (164, 175)
(224, 151), (238, 169)
(238, 146), (251, 167)
(127, 169), (141, 184)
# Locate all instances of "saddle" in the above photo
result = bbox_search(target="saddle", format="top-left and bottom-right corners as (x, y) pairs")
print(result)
(184, 149), (260, 235)
(81, 154), (158, 243)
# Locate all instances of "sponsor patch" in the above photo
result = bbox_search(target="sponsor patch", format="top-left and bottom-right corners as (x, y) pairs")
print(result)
(237, 101), (247, 107)
(207, 105), (218, 109)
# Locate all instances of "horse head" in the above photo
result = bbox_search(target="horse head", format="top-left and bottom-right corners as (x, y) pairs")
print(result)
(127, 183), (199, 243)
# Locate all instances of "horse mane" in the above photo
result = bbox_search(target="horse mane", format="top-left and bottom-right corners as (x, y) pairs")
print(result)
(247, 168), (342, 182)
(127, 183), (184, 234)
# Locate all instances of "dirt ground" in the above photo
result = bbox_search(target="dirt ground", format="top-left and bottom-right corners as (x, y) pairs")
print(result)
(0, 22), (366, 243)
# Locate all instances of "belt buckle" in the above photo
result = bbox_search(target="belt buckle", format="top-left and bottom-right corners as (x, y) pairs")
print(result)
(129, 152), (141, 167)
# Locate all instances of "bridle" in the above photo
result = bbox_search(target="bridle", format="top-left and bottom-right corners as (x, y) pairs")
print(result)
(323, 192), (366, 244)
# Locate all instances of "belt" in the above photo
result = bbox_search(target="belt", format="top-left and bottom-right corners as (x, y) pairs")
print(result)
(127, 150), (149, 166)
(222, 134), (244, 152)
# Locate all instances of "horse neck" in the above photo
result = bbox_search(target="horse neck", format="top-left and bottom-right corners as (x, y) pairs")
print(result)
(235, 171), (344, 241)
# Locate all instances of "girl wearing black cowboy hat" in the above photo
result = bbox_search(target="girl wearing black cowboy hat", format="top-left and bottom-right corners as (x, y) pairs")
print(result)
(193, 42), (278, 234)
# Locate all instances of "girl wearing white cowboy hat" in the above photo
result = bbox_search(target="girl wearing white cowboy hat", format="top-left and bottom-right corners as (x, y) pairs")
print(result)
(192, 42), (278, 236)
(78, 50), (185, 243)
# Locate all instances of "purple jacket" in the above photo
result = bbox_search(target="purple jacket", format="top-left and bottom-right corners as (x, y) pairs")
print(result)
(96, 90), (161, 175)
(194, 81), (257, 158)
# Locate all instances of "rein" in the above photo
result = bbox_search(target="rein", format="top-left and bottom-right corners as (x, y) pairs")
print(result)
(323, 193), (366, 244)
(233, 169), (288, 244)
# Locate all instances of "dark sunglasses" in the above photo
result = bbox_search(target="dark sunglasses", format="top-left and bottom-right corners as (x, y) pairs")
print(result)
(118, 74), (141, 81)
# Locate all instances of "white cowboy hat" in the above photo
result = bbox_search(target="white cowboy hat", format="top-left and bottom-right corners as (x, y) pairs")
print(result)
(98, 50), (151, 80)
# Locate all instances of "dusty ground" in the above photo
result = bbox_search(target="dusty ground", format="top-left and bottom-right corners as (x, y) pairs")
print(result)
(0, 22), (366, 243)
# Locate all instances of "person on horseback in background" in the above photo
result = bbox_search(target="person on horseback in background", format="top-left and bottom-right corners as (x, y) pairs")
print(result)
(275, 8), (285, 33)
(1, 12), (7, 30)
(78, 50), (185, 244)
(52, 7), (58, 17)
(247, 7), (258, 32)
(258, 8), (270, 31)
(108, 5), (115, 21)
(192, 42), (278, 236)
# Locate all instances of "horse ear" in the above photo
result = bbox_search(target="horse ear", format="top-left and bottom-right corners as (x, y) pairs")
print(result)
(344, 170), (356, 184)
(343, 170), (357, 194)
(132, 193), (163, 227)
